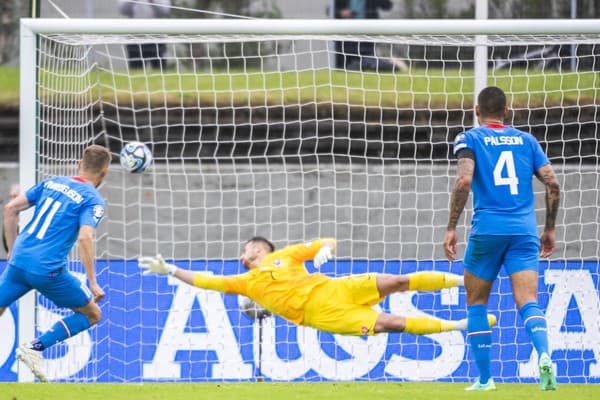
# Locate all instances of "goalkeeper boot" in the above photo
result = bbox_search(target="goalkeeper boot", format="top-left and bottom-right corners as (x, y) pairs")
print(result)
(538, 352), (557, 391)
(454, 313), (497, 331)
(16, 343), (47, 382)
(465, 378), (496, 391)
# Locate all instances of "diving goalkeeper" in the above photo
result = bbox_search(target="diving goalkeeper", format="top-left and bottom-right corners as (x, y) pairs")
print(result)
(139, 237), (495, 336)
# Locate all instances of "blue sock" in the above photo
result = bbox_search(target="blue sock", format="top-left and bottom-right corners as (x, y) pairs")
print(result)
(38, 313), (91, 350)
(520, 301), (549, 356)
(467, 304), (492, 384)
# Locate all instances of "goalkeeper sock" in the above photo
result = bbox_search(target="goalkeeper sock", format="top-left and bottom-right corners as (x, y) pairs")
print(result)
(467, 304), (493, 385)
(520, 301), (549, 356)
(38, 313), (91, 349)
(408, 271), (462, 291)
(404, 317), (442, 335)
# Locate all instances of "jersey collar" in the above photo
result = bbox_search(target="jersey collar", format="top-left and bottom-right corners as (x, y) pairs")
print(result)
(71, 176), (93, 186)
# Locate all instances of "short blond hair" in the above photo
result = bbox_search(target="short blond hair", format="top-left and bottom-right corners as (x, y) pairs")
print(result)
(82, 145), (111, 174)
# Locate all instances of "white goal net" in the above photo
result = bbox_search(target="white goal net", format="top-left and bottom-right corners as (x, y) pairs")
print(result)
(17, 18), (600, 383)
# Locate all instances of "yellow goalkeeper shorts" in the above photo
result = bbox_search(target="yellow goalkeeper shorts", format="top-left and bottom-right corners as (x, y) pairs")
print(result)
(302, 273), (382, 336)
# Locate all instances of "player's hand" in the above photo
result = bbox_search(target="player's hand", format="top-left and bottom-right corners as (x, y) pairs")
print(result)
(539, 229), (555, 258)
(313, 246), (333, 268)
(138, 254), (177, 276)
(90, 282), (105, 302)
(443, 230), (458, 261)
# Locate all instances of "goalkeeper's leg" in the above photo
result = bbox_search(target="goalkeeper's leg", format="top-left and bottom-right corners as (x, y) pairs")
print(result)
(373, 312), (496, 335)
(376, 272), (463, 297)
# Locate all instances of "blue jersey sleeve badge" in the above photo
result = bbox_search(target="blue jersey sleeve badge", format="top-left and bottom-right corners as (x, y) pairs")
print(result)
(453, 133), (468, 154)
(93, 205), (105, 222)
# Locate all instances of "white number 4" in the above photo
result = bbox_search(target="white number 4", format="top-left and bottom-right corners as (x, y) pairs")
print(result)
(493, 150), (519, 195)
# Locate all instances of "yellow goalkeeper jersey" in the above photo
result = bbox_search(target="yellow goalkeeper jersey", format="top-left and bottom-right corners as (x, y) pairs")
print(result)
(192, 239), (334, 325)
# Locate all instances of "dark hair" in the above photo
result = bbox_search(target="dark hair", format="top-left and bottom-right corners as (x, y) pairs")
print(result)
(82, 145), (111, 174)
(477, 86), (507, 119)
(246, 236), (275, 252)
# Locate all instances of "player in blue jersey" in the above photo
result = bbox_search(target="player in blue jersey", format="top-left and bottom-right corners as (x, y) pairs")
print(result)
(0, 145), (111, 382)
(444, 87), (560, 391)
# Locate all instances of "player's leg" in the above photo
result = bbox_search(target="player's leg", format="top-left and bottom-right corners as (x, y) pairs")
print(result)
(18, 270), (100, 382)
(373, 312), (496, 335)
(329, 274), (483, 335)
(462, 235), (506, 391)
(0, 265), (33, 317)
(463, 270), (495, 389)
(373, 269), (497, 335)
(0, 266), (45, 381)
(375, 272), (463, 298)
(505, 236), (556, 390)
(351, 273), (492, 335)
(510, 269), (546, 353)
(303, 278), (495, 336)
(25, 270), (101, 352)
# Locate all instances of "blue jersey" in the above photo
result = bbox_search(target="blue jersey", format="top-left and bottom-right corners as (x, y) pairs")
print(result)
(453, 125), (550, 236)
(9, 176), (105, 274)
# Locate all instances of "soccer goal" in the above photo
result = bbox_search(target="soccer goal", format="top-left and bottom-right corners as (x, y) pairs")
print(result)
(13, 18), (600, 383)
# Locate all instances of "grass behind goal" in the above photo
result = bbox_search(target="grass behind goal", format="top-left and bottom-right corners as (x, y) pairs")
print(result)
(1, 382), (598, 400)
(1, 66), (598, 108)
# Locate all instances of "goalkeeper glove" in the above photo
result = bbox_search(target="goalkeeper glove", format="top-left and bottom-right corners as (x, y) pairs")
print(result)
(313, 246), (333, 268)
(138, 254), (177, 276)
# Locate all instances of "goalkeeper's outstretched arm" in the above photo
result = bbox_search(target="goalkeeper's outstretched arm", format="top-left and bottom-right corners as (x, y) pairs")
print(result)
(138, 255), (237, 293)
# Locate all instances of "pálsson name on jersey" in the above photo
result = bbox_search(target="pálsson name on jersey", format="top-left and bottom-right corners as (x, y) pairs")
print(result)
(483, 136), (524, 146)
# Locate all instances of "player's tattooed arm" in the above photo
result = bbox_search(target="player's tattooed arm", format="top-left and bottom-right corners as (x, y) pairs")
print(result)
(537, 164), (560, 231)
(447, 157), (474, 230)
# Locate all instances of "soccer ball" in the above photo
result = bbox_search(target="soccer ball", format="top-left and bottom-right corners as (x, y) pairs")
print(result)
(119, 142), (152, 173)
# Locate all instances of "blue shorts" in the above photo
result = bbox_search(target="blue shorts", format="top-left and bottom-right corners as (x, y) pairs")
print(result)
(0, 264), (92, 309)
(463, 235), (540, 282)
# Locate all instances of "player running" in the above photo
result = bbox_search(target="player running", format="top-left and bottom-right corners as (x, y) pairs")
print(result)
(0, 145), (111, 382)
(444, 86), (560, 391)
(140, 237), (495, 337)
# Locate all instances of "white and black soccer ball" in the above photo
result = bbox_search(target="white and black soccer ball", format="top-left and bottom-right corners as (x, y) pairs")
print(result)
(119, 142), (152, 173)
(239, 296), (272, 321)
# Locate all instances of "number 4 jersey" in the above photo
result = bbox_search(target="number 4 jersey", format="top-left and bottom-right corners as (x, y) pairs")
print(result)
(453, 124), (550, 237)
(10, 176), (105, 273)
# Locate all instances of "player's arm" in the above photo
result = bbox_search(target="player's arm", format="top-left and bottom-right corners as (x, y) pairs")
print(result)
(139, 255), (245, 294)
(78, 224), (104, 302)
(280, 238), (336, 267)
(3, 193), (30, 256)
(313, 238), (336, 268)
(444, 150), (475, 261)
(536, 164), (561, 257)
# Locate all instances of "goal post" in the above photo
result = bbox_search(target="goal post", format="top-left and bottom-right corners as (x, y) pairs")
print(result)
(14, 17), (600, 383)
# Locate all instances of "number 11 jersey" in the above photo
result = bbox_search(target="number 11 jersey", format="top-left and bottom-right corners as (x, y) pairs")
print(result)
(10, 176), (105, 274)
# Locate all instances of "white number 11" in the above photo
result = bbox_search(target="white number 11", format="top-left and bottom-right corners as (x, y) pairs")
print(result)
(27, 197), (62, 239)
(493, 150), (519, 195)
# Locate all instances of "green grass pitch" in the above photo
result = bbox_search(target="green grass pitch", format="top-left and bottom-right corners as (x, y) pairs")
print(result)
(0, 382), (598, 400)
